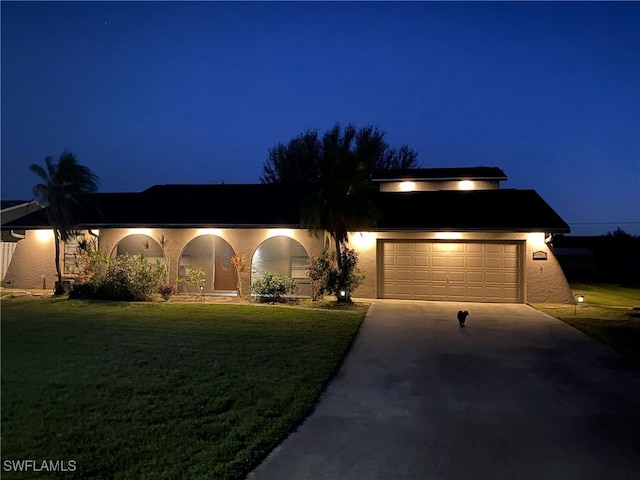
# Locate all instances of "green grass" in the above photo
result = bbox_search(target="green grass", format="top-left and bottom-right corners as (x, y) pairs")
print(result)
(569, 282), (640, 307)
(533, 283), (640, 364)
(1, 298), (366, 479)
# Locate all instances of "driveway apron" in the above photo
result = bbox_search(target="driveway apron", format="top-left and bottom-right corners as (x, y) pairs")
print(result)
(248, 301), (640, 480)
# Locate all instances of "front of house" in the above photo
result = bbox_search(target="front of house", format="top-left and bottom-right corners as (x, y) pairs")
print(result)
(2, 167), (574, 304)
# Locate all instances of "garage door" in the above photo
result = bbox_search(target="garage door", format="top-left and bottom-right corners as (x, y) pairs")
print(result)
(379, 241), (523, 303)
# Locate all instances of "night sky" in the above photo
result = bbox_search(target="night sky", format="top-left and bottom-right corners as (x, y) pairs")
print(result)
(2, 1), (639, 235)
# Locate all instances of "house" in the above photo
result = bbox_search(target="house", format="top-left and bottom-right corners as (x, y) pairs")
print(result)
(1, 167), (574, 303)
(1, 200), (42, 282)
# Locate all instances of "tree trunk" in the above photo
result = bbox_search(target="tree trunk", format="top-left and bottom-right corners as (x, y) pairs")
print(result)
(53, 230), (65, 295)
(333, 233), (348, 302)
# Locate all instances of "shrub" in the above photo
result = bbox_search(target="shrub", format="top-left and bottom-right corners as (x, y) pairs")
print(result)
(68, 282), (98, 299)
(70, 255), (165, 302)
(183, 268), (206, 294)
(306, 247), (364, 302)
(251, 272), (297, 302)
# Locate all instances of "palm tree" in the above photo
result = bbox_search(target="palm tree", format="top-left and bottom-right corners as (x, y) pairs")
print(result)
(30, 152), (99, 294)
(299, 126), (380, 303)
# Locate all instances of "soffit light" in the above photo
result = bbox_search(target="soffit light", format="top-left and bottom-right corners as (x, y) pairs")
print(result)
(399, 181), (416, 192)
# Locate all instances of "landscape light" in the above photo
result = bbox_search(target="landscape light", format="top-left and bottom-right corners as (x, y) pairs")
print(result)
(574, 294), (585, 315)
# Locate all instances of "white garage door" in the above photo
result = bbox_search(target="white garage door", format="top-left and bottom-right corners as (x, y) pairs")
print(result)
(379, 241), (523, 303)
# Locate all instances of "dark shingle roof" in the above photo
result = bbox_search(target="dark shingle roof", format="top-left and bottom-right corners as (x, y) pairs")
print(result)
(2, 183), (569, 233)
(375, 189), (569, 232)
(371, 166), (507, 181)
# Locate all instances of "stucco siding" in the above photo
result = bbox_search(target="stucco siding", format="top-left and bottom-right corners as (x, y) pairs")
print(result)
(3, 230), (57, 289)
(524, 234), (575, 304)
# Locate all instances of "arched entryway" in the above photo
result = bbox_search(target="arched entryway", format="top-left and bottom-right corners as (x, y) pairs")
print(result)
(178, 235), (237, 294)
(111, 234), (165, 264)
(251, 236), (310, 296)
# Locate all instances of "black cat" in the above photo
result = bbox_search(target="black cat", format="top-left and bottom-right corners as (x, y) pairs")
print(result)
(457, 310), (469, 328)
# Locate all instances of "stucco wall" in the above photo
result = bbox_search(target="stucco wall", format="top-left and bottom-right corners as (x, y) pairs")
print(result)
(3, 230), (59, 289)
(524, 234), (575, 304)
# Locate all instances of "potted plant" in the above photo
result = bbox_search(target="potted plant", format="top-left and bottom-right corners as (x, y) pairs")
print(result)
(157, 284), (175, 301)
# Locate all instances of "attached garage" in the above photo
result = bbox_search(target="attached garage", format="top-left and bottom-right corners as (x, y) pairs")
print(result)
(378, 241), (523, 303)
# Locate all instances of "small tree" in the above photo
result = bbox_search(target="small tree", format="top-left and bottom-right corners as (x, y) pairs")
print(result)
(230, 254), (247, 297)
(185, 268), (206, 295)
(306, 250), (331, 301)
(306, 247), (364, 303)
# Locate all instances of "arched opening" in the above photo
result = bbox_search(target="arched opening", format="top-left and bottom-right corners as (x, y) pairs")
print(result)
(252, 236), (310, 296)
(179, 235), (237, 294)
(111, 234), (165, 263)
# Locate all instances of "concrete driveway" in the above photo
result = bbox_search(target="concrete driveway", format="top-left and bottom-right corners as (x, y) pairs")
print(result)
(248, 301), (640, 480)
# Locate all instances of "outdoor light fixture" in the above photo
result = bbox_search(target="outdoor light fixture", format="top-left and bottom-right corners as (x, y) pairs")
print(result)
(399, 181), (416, 192)
(574, 294), (585, 315)
(35, 229), (54, 242)
(459, 180), (474, 190)
(340, 290), (346, 297)
(351, 232), (375, 249)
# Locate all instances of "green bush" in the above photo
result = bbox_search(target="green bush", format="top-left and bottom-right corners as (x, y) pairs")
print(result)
(71, 255), (165, 302)
(251, 272), (297, 302)
(306, 247), (364, 302)
(68, 282), (98, 299)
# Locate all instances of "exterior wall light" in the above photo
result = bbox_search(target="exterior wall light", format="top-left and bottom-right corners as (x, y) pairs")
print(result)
(267, 228), (294, 238)
(528, 232), (546, 248)
(127, 228), (152, 236)
(350, 232), (376, 249)
(340, 290), (346, 298)
(459, 180), (474, 190)
(35, 229), (54, 242)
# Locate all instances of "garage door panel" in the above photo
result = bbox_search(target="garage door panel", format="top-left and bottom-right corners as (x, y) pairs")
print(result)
(397, 255), (413, 267)
(414, 256), (430, 267)
(396, 243), (413, 253)
(467, 256), (483, 268)
(503, 244), (519, 254)
(467, 271), (484, 283)
(503, 257), (519, 269)
(414, 269), (429, 281)
(448, 271), (465, 282)
(379, 241), (523, 303)
(485, 257), (503, 269)
(449, 256), (465, 268)
(431, 270), (448, 282)
(432, 256), (447, 267)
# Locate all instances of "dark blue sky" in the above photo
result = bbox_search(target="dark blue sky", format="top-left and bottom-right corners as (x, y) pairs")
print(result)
(2, 1), (639, 235)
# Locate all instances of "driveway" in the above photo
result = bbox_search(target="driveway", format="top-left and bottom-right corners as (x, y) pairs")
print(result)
(248, 301), (640, 480)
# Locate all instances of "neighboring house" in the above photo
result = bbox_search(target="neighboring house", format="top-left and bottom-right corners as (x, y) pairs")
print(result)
(1, 200), (42, 282)
(1, 167), (574, 303)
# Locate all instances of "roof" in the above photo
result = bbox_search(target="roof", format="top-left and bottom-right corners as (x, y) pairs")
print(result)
(1, 200), (33, 211)
(374, 189), (569, 232)
(371, 166), (507, 182)
(2, 183), (569, 233)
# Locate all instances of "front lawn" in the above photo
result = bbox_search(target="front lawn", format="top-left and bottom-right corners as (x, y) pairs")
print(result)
(533, 283), (640, 364)
(1, 298), (366, 479)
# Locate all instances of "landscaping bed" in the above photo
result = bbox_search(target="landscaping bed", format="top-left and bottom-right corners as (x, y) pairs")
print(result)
(1, 297), (366, 479)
